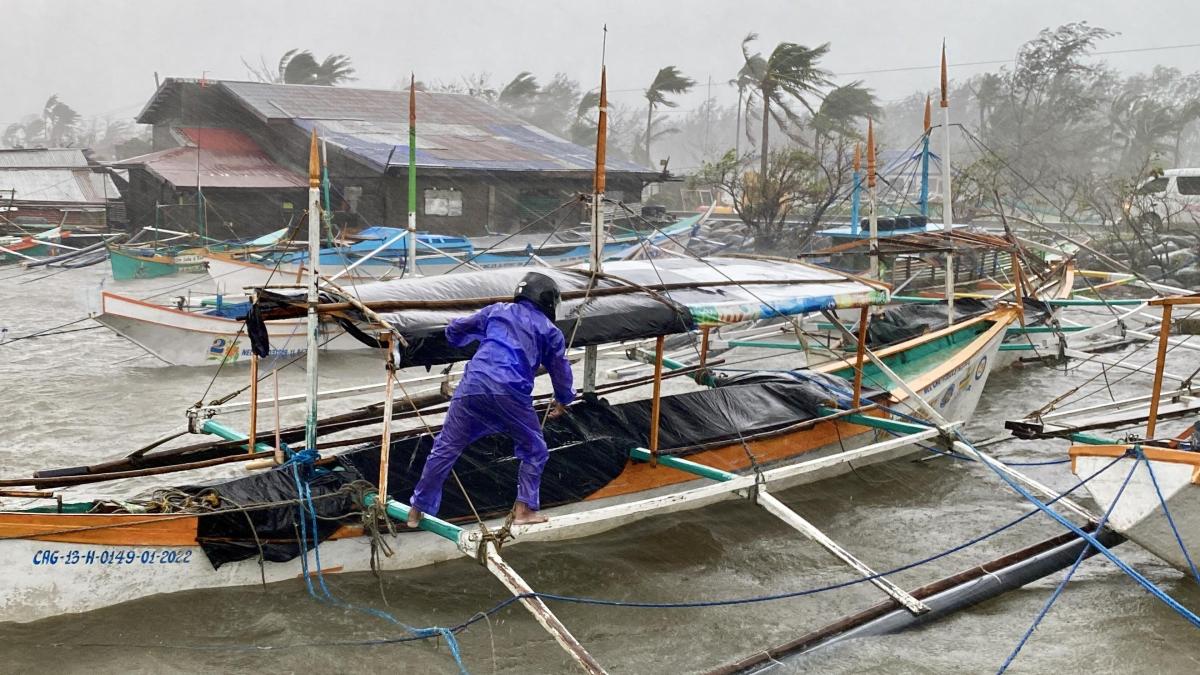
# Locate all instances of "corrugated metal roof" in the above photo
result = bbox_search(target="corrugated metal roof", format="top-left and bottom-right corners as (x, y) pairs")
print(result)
(0, 148), (91, 169)
(0, 167), (118, 204)
(116, 127), (305, 190)
(144, 79), (654, 176)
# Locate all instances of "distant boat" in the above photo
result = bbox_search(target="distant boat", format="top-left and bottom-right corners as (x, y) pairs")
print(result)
(202, 215), (704, 295)
(106, 227), (291, 281)
(0, 228), (68, 265)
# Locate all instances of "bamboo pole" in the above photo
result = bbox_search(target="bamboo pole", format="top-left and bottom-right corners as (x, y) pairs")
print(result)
(247, 353), (259, 454)
(851, 306), (869, 407)
(273, 369), (284, 465)
(1146, 303), (1174, 438)
(866, 119), (879, 280)
(648, 334), (666, 467)
(940, 42), (955, 325)
(378, 335), (397, 499)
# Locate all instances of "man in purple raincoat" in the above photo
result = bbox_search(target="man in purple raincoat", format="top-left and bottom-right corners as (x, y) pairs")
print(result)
(407, 272), (574, 527)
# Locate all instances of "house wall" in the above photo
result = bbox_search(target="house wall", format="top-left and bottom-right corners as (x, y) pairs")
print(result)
(123, 167), (303, 238)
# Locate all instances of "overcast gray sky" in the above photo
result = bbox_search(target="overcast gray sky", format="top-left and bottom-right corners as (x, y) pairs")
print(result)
(4, 0), (1200, 126)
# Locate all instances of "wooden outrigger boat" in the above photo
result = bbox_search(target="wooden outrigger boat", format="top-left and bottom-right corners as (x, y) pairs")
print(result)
(106, 227), (291, 281)
(0, 257), (1020, 624)
(1006, 294), (1200, 580)
(0, 117), (1024, 638)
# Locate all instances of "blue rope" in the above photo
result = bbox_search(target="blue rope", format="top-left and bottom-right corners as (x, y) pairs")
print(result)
(1134, 445), (1200, 583)
(283, 451), (468, 673)
(952, 429), (1200, 630)
(997, 453), (1140, 672)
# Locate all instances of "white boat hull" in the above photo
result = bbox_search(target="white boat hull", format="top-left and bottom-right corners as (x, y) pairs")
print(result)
(1073, 449), (1200, 577)
(92, 291), (365, 367)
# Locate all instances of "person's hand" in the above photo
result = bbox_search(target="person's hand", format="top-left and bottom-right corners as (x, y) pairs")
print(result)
(547, 402), (568, 419)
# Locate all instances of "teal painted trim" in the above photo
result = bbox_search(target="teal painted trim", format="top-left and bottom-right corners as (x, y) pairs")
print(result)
(1069, 432), (1123, 446)
(831, 409), (935, 435)
(629, 447), (735, 482)
(999, 344), (1037, 351)
(890, 296), (944, 304)
(1006, 325), (1089, 334)
(108, 247), (177, 280)
(728, 340), (806, 350)
(363, 492), (462, 542)
(199, 419), (275, 453)
(1044, 298), (1148, 307)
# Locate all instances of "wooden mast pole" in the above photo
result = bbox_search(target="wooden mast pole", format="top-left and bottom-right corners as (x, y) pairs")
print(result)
(851, 306), (869, 407)
(407, 74), (420, 277)
(303, 130), (321, 453)
(920, 96), (932, 218)
(377, 334), (396, 498)
(1146, 303), (1174, 438)
(247, 347), (259, 454)
(867, 119), (879, 279)
(940, 42), (956, 325)
(582, 58), (608, 394)
(648, 334), (666, 467)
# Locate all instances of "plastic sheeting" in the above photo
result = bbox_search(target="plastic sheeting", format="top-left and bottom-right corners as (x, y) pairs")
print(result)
(182, 371), (861, 568)
(860, 297), (993, 346)
(256, 257), (889, 367)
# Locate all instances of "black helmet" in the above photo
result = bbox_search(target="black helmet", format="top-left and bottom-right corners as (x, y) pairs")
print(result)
(514, 272), (561, 321)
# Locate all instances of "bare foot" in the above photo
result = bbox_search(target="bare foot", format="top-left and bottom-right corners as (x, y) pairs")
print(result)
(512, 501), (548, 525)
(406, 506), (423, 528)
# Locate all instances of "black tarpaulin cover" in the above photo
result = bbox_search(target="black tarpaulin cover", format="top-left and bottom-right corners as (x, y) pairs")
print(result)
(182, 371), (859, 568)
(861, 298), (994, 346)
(254, 257), (889, 367)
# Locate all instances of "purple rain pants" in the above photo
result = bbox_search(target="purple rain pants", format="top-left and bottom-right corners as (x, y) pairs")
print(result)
(408, 391), (549, 517)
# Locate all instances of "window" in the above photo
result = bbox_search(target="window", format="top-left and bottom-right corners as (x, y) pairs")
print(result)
(1136, 177), (1168, 194)
(424, 188), (462, 216)
(1176, 177), (1200, 195)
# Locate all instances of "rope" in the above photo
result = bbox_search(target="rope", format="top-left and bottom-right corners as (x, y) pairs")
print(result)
(996, 452), (1140, 672)
(282, 449), (467, 674)
(954, 428), (1200, 629)
(33, 453), (1125, 656)
(1134, 445), (1200, 583)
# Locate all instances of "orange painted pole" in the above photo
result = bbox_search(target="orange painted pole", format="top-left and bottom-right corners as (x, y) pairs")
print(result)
(1146, 304), (1174, 439)
(852, 306), (869, 407)
(247, 353), (259, 454)
(648, 334), (666, 467)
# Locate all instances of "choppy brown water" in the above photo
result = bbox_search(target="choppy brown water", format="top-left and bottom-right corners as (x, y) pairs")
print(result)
(1, 264), (1199, 674)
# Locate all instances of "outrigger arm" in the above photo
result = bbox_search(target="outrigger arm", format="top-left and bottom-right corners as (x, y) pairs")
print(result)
(629, 449), (930, 615)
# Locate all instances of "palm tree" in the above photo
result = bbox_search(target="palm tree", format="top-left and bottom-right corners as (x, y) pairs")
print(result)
(643, 66), (695, 165)
(569, 89), (601, 145)
(259, 49), (356, 86)
(735, 33), (832, 177)
(43, 95), (80, 146)
(499, 72), (540, 106)
(812, 82), (879, 138)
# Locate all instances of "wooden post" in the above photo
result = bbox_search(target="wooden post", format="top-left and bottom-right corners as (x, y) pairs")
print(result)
(852, 306), (869, 407)
(273, 369), (284, 465)
(1146, 304), (1174, 439)
(698, 325), (712, 369)
(1011, 254), (1026, 327)
(247, 353), (259, 454)
(378, 334), (397, 498)
(648, 334), (666, 467)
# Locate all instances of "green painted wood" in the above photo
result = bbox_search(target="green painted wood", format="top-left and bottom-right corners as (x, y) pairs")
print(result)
(199, 419), (275, 453)
(629, 447), (735, 481)
(999, 344), (1036, 351)
(1069, 432), (1123, 446)
(108, 246), (177, 280)
(829, 409), (935, 435)
(363, 492), (463, 542)
(728, 340), (806, 350)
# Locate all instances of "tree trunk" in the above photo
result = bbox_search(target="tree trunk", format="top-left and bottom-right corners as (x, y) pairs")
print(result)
(760, 91), (770, 179)
(646, 103), (653, 166)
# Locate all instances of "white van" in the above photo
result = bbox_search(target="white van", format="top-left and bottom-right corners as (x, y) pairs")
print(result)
(1130, 168), (1200, 229)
